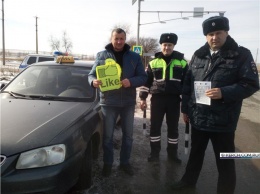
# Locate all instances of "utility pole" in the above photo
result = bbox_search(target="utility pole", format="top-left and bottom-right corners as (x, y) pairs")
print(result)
(2, 0), (5, 65)
(255, 48), (258, 63)
(35, 16), (38, 54)
(136, 0), (141, 46)
(132, 0), (141, 46)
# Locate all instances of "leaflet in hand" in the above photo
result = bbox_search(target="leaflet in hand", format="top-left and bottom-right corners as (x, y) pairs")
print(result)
(194, 81), (211, 105)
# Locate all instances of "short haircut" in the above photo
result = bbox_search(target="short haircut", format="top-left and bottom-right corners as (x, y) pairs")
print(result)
(111, 28), (126, 38)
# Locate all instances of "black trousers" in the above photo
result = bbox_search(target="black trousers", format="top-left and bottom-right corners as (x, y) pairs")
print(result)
(150, 94), (181, 154)
(182, 127), (236, 194)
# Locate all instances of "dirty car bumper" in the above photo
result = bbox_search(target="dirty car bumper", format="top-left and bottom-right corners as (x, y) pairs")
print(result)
(1, 151), (84, 194)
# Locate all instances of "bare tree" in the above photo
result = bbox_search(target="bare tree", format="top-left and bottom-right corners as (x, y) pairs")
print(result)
(62, 31), (73, 53)
(127, 37), (160, 66)
(49, 35), (60, 51)
(49, 31), (73, 53)
(127, 37), (160, 53)
(129, 37), (160, 54)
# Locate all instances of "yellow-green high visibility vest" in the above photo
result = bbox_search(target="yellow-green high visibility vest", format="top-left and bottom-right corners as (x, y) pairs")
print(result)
(149, 58), (187, 80)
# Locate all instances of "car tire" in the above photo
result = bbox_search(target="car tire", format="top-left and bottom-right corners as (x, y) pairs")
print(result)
(75, 140), (93, 191)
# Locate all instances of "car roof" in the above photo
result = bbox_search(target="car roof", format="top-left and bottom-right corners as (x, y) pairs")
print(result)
(32, 60), (95, 68)
(25, 54), (54, 57)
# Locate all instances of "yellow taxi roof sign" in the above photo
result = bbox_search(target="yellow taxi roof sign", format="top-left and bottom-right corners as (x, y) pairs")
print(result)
(56, 56), (75, 63)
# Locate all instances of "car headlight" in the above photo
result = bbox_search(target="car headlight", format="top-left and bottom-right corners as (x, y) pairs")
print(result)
(16, 144), (66, 169)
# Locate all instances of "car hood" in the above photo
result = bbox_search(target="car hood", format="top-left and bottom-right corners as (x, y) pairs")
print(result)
(1, 98), (96, 156)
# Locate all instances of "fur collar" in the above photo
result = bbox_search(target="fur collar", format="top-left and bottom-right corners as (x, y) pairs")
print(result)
(194, 35), (239, 59)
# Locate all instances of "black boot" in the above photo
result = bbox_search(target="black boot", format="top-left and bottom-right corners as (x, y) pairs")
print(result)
(168, 153), (182, 163)
(102, 164), (112, 177)
(147, 153), (159, 162)
(167, 144), (182, 163)
(148, 140), (160, 162)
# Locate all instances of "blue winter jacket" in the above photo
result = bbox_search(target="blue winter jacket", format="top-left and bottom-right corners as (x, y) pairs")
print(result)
(88, 43), (147, 107)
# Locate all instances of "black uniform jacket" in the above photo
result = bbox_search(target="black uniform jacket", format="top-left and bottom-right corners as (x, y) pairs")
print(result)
(139, 51), (188, 100)
(182, 35), (259, 132)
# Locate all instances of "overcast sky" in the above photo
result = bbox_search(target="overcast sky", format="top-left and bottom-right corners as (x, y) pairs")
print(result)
(2, 0), (260, 62)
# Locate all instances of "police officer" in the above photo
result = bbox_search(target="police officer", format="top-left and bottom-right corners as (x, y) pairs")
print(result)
(171, 16), (259, 194)
(139, 33), (188, 163)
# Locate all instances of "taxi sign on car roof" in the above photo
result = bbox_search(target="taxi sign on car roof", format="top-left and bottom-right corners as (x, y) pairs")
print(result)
(56, 56), (75, 63)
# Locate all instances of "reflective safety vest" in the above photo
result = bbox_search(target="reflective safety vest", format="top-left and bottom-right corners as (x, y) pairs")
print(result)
(149, 58), (187, 81)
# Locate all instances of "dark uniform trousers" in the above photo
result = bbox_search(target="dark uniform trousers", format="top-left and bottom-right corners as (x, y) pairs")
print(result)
(150, 94), (181, 156)
(181, 127), (236, 194)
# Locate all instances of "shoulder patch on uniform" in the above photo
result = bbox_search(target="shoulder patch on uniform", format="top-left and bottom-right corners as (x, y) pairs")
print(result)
(250, 61), (258, 75)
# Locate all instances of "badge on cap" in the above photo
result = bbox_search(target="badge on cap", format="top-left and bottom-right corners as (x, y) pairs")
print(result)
(212, 22), (215, 26)
(167, 36), (170, 39)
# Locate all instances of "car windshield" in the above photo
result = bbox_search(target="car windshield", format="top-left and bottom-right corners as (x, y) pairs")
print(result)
(2, 65), (94, 101)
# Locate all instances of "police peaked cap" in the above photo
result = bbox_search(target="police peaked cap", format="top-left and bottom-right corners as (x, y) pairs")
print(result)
(159, 33), (178, 45)
(202, 16), (229, 35)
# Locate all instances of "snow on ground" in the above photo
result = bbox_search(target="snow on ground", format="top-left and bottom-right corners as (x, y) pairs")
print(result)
(0, 61), (20, 87)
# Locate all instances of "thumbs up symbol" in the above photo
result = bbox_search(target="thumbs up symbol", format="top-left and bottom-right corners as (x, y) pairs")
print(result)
(105, 58), (116, 65)
(105, 65), (118, 76)
(97, 65), (118, 78)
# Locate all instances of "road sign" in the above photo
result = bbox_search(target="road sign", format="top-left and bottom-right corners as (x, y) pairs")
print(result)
(193, 7), (204, 18)
(133, 46), (143, 56)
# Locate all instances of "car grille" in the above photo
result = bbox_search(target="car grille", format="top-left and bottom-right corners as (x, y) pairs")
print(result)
(0, 155), (6, 166)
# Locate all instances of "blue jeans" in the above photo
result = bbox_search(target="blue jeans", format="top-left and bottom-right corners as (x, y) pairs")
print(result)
(101, 105), (135, 165)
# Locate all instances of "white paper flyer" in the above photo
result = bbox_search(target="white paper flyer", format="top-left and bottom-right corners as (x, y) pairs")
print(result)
(194, 81), (211, 105)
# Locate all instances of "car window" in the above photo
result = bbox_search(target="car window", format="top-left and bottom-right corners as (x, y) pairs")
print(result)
(38, 57), (54, 62)
(21, 56), (29, 65)
(27, 57), (37, 65)
(67, 67), (93, 97)
(3, 66), (94, 101)
(6, 68), (41, 91)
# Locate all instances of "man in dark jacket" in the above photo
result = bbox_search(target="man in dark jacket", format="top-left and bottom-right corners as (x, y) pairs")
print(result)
(171, 16), (259, 194)
(139, 33), (188, 163)
(88, 28), (147, 177)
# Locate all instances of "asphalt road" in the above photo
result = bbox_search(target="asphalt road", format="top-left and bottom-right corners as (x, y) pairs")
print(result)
(83, 90), (260, 194)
